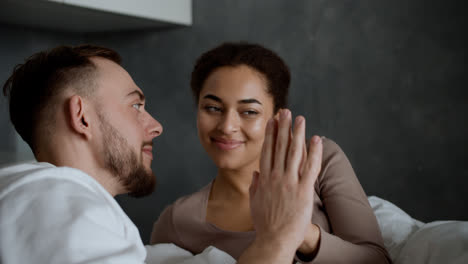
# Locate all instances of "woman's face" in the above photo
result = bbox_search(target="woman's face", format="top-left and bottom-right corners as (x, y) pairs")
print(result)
(197, 65), (275, 171)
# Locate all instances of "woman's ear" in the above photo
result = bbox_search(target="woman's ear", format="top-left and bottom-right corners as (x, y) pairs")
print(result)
(68, 95), (93, 140)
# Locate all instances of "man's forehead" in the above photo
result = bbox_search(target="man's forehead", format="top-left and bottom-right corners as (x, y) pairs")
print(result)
(89, 57), (123, 75)
(89, 57), (143, 97)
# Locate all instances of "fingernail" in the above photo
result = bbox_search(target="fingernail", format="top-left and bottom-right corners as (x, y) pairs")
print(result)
(295, 116), (303, 125)
(312, 135), (321, 144)
(280, 109), (287, 119)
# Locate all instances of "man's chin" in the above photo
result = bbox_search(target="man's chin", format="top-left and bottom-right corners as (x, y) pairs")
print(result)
(126, 169), (157, 198)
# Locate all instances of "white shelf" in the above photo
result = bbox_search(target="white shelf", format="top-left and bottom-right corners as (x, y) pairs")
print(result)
(0, 0), (192, 33)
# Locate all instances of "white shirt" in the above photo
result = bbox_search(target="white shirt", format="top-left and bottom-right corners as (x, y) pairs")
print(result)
(0, 162), (235, 264)
(0, 162), (147, 263)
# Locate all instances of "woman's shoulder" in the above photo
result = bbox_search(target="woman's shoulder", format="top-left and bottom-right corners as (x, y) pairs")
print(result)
(173, 183), (211, 212)
(316, 136), (357, 187)
(321, 136), (344, 156)
(151, 183), (212, 244)
(158, 183), (211, 224)
(317, 136), (348, 167)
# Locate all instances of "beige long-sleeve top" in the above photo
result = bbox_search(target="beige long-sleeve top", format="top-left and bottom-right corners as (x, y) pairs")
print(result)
(151, 138), (391, 263)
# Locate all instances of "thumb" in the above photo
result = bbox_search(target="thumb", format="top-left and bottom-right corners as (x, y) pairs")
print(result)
(249, 171), (260, 198)
(303, 135), (323, 187)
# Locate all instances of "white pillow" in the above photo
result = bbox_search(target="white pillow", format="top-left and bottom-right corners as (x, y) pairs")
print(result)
(368, 196), (423, 260)
(396, 221), (468, 264)
(369, 196), (468, 264)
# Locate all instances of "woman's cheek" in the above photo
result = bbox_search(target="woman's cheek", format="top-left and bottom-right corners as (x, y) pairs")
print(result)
(248, 118), (268, 139)
(196, 114), (210, 139)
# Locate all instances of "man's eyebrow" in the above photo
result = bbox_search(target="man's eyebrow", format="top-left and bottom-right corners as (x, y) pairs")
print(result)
(202, 94), (262, 105)
(127, 90), (145, 101)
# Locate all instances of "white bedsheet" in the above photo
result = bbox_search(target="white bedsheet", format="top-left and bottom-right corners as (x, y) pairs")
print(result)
(145, 243), (235, 264)
(145, 197), (468, 264)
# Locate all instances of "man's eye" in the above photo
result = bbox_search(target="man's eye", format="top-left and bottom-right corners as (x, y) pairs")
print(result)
(132, 103), (143, 110)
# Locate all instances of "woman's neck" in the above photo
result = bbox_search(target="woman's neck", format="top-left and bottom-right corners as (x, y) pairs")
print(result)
(210, 163), (259, 202)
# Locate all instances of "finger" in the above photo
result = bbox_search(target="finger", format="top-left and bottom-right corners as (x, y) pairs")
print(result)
(273, 109), (292, 173)
(273, 110), (280, 165)
(289, 115), (294, 155)
(260, 118), (276, 175)
(249, 171), (260, 198)
(285, 115), (306, 179)
(302, 135), (323, 186)
(299, 136), (308, 177)
(274, 110), (281, 120)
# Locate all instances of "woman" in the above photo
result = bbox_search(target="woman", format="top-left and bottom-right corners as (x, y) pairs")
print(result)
(151, 42), (391, 263)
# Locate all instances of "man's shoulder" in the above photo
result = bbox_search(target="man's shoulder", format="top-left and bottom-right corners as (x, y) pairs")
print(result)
(0, 162), (145, 263)
(0, 162), (120, 224)
(0, 161), (102, 199)
(0, 161), (54, 184)
(0, 161), (130, 237)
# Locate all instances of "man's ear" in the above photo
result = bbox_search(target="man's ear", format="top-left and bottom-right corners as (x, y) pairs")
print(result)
(68, 95), (93, 140)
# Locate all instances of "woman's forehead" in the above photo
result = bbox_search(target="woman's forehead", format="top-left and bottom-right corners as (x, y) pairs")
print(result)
(200, 65), (271, 100)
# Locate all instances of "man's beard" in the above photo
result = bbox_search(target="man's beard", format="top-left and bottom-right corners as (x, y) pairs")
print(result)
(98, 113), (156, 197)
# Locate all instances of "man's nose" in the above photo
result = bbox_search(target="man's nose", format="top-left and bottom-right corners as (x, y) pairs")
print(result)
(146, 113), (163, 139)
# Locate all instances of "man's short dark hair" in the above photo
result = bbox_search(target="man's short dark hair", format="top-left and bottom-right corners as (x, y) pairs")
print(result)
(2, 44), (121, 153)
(190, 42), (291, 113)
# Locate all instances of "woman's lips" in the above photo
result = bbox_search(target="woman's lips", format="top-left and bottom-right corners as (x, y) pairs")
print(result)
(211, 137), (244, 150)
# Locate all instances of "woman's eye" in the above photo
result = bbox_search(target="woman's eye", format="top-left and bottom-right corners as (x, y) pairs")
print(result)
(243, 110), (259, 116)
(204, 106), (221, 112)
(132, 103), (143, 111)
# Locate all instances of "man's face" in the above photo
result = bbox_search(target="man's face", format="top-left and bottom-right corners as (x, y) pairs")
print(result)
(90, 57), (163, 197)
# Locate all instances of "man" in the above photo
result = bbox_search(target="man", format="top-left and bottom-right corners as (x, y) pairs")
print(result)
(0, 45), (323, 263)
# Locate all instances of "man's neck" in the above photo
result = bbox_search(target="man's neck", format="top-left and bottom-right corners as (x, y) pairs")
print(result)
(35, 139), (124, 197)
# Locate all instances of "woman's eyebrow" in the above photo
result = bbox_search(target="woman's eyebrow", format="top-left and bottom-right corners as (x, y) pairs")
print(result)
(238, 98), (262, 105)
(202, 94), (262, 105)
(203, 94), (222, 103)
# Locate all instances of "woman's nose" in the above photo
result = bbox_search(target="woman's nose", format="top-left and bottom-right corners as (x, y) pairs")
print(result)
(217, 110), (239, 134)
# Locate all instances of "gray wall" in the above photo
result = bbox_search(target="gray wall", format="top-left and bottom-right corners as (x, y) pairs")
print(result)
(0, 25), (84, 162)
(1, 0), (466, 244)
